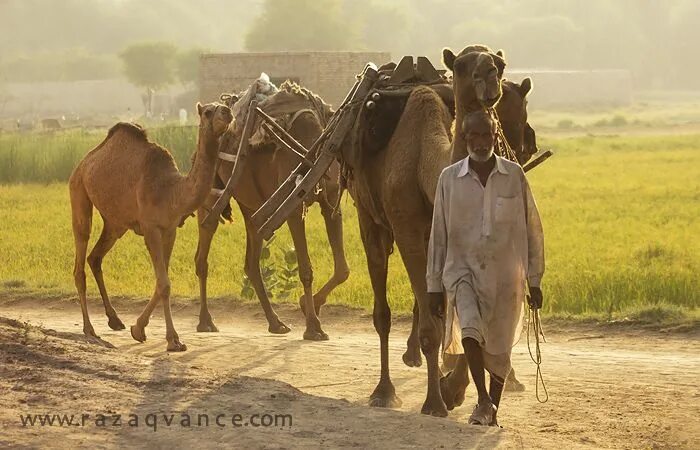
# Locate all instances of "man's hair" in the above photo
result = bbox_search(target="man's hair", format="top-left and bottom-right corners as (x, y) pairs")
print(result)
(464, 110), (496, 134)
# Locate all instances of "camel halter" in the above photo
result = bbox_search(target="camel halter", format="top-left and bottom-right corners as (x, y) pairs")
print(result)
(489, 108), (519, 163)
(526, 302), (549, 403)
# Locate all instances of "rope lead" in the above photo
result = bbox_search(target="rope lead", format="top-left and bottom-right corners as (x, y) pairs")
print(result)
(526, 303), (549, 403)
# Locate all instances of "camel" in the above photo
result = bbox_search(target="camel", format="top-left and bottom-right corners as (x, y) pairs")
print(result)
(340, 45), (530, 416)
(69, 102), (233, 351)
(360, 71), (537, 371)
(195, 80), (349, 341)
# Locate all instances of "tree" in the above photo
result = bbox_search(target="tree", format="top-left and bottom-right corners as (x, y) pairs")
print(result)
(119, 42), (178, 115)
(244, 0), (359, 51)
(176, 48), (204, 87)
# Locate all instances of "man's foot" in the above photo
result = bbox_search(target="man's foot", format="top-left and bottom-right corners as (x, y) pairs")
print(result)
(468, 402), (497, 426)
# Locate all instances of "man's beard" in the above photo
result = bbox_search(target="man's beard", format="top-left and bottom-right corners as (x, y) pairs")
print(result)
(468, 146), (494, 162)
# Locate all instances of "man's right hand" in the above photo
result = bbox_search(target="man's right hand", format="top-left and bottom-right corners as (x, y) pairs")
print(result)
(428, 292), (445, 318)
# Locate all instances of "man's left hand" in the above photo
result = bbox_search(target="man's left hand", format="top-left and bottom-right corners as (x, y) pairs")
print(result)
(528, 286), (543, 310)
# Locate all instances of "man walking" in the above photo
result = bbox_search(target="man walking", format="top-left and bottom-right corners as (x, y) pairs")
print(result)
(427, 110), (545, 425)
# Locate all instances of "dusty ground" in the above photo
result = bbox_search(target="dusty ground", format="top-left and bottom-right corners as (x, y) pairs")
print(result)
(0, 293), (698, 449)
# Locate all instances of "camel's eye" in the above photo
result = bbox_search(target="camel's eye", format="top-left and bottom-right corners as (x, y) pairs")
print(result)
(453, 58), (467, 74)
(204, 109), (213, 118)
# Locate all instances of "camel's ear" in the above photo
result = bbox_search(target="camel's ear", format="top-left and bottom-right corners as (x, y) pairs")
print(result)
(491, 50), (506, 77)
(442, 48), (456, 71)
(520, 77), (533, 97)
(197, 102), (203, 116)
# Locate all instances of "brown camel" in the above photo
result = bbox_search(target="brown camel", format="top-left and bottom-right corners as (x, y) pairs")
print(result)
(413, 77), (537, 395)
(195, 81), (349, 340)
(69, 102), (233, 351)
(364, 73), (537, 371)
(340, 45), (528, 416)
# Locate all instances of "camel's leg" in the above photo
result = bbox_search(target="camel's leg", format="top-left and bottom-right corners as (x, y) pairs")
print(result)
(241, 211), (290, 334)
(87, 219), (127, 331)
(287, 212), (328, 341)
(392, 222), (447, 417)
(70, 184), (96, 338)
(402, 297), (422, 367)
(299, 197), (350, 316)
(403, 224), (432, 367)
(131, 227), (185, 351)
(357, 207), (401, 408)
(440, 353), (469, 411)
(194, 206), (220, 332)
(160, 227), (185, 352)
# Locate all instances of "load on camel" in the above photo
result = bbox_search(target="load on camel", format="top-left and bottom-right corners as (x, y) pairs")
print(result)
(69, 102), (233, 352)
(194, 74), (349, 341)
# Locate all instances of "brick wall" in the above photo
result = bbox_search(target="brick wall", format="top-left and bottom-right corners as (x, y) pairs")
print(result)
(199, 51), (390, 108)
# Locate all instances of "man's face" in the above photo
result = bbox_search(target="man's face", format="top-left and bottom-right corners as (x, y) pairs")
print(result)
(464, 119), (496, 162)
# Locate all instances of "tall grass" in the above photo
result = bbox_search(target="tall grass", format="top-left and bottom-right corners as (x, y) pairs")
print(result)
(0, 129), (698, 320)
(0, 125), (197, 183)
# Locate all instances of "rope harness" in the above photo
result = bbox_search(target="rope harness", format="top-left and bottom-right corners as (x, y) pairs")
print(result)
(490, 107), (519, 163)
(526, 303), (549, 403)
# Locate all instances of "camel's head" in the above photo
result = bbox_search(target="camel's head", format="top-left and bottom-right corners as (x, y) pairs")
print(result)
(197, 102), (233, 138)
(496, 78), (539, 164)
(443, 45), (506, 109)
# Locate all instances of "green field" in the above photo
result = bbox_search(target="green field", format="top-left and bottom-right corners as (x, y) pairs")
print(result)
(0, 128), (698, 323)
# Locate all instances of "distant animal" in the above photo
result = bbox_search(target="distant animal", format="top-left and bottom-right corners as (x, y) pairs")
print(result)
(41, 119), (61, 130)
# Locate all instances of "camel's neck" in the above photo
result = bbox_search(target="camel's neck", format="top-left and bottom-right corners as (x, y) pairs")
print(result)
(178, 129), (218, 215)
(451, 87), (485, 164)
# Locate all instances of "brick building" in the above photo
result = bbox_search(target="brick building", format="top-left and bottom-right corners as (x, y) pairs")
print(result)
(199, 51), (390, 108)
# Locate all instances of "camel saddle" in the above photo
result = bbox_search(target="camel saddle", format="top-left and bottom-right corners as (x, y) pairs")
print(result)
(348, 56), (455, 168)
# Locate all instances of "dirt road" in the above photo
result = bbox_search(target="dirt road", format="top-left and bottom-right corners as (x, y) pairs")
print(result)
(0, 294), (698, 449)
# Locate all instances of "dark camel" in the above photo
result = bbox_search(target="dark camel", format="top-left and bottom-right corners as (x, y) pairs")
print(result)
(195, 82), (349, 341)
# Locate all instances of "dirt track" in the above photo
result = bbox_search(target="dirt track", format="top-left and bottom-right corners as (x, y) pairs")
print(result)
(0, 294), (698, 449)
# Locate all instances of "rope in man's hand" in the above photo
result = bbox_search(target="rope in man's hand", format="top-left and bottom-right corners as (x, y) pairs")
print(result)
(526, 294), (549, 403)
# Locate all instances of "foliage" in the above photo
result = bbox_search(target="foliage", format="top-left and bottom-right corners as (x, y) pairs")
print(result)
(244, 0), (359, 51)
(0, 49), (120, 82)
(119, 42), (178, 91)
(1, 1), (699, 88)
(0, 131), (699, 323)
(0, 126), (197, 184)
(240, 235), (299, 301)
(176, 48), (204, 87)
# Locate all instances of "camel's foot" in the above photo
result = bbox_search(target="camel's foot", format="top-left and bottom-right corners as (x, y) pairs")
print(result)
(130, 324), (146, 343)
(107, 315), (126, 331)
(402, 343), (422, 368)
(196, 314), (219, 333)
(440, 370), (469, 411)
(166, 338), (187, 352)
(505, 368), (526, 392)
(83, 324), (98, 338)
(299, 294), (326, 317)
(303, 326), (329, 341)
(268, 319), (291, 335)
(504, 375), (526, 392)
(369, 382), (402, 408)
(421, 393), (449, 417)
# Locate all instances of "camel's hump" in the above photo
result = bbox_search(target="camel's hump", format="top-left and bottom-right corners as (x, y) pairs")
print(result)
(106, 122), (148, 141)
